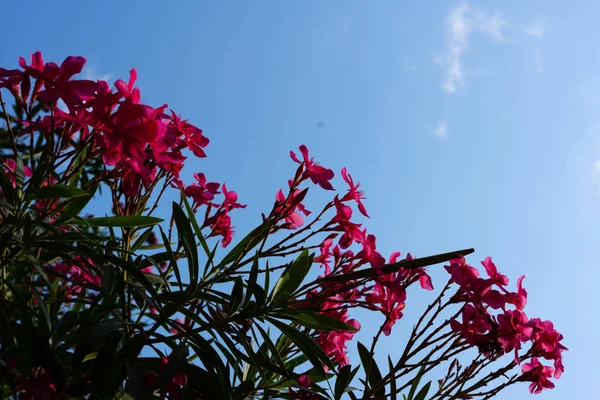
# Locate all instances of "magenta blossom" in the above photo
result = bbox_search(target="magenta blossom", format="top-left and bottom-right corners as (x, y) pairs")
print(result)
(290, 145), (335, 190)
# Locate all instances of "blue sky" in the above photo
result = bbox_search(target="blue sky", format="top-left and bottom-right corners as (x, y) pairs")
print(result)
(2, 0), (598, 398)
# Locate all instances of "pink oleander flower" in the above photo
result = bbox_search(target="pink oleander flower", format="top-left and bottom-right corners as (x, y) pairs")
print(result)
(114, 68), (141, 104)
(298, 375), (311, 388)
(356, 230), (385, 271)
(315, 309), (360, 367)
(314, 239), (334, 275)
(290, 145), (335, 190)
(506, 275), (528, 310)
(167, 111), (210, 158)
(16, 368), (58, 400)
(184, 173), (220, 206)
(521, 357), (555, 394)
(20, 54), (101, 111)
(529, 318), (568, 378)
(275, 188), (311, 229)
(497, 309), (533, 362)
(340, 167), (369, 217)
(481, 256), (509, 286)
(146, 357), (188, 400)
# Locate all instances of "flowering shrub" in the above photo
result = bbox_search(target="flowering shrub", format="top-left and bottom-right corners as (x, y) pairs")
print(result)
(0, 52), (566, 399)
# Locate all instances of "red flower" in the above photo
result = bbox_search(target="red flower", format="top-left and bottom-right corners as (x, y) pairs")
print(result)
(146, 357), (188, 400)
(506, 275), (527, 310)
(168, 111), (210, 158)
(184, 173), (220, 206)
(481, 256), (509, 286)
(340, 167), (369, 217)
(315, 308), (360, 367)
(298, 375), (311, 388)
(16, 368), (57, 400)
(114, 68), (141, 103)
(275, 188), (311, 229)
(22, 54), (101, 111)
(290, 145), (335, 190)
(497, 309), (533, 362)
(521, 357), (555, 394)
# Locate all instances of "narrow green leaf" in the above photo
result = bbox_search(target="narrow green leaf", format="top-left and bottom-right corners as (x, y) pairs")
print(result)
(155, 342), (189, 389)
(254, 323), (288, 378)
(413, 381), (431, 400)
(268, 318), (334, 375)
(274, 309), (359, 332)
(74, 215), (163, 227)
(54, 186), (95, 224)
(159, 226), (183, 291)
(271, 250), (313, 305)
(15, 155), (24, 202)
(180, 190), (211, 256)
(229, 277), (245, 315)
(26, 184), (90, 200)
(218, 223), (269, 267)
(407, 356), (430, 400)
(328, 249), (475, 282)
(335, 364), (358, 400)
(357, 341), (384, 399)
(0, 161), (14, 204)
(172, 202), (198, 293)
(388, 356), (397, 400)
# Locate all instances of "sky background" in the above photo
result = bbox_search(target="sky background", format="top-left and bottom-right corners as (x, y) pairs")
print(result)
(2, 1), (598, 398)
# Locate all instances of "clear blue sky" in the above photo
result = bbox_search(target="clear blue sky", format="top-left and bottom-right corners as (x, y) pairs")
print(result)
(2, 1), (597, 398)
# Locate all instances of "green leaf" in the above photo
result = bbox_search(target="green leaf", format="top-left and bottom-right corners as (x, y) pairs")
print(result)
(74, 215), (163, 227)
(155, 342), (189, 390)
(254, 324), (288, 378)
(328, 248), (475, 282)
(99, 254), (161, 307)
(218, 223), (269, 267)
(271, 250), (313, 305)
(26, 184), (90, 200)
(357, 341), (384, 399)
(159, 226), (183, 291)
(172, 202), (199, 293)
(274, 309), (359, 332)
(229, 277), (245, 315)
(407, 355), (430, 400)
(413, 381), (431, 400)
(180, 189), (211, 256)
(0, 162), (15, 205)
(388, 356), (397, 400)
(54, 186), (95, 224)
(15, 155), (24, 202)
(335, 364), (360, 400)
(268, 318), (334, 376)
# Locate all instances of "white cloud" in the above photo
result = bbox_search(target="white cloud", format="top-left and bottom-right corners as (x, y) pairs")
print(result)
(441, 3), (508, 94)
(434, 121), (449, 139)
(594, 160), (600, 174)
(524, 21), (545, 38)
(475, 12), (509, 42)
(442, 4), (470, 94)
(82, 65), (111, 82)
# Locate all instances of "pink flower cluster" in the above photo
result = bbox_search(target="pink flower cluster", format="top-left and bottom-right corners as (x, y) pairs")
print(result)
(1, 52), (242, 247)
(51, 257), (101, 299)
(280, 146), (434, 367)
(446, 257), (567, 394)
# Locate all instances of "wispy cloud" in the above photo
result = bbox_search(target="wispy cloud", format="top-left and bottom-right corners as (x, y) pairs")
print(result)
(524, 21), (545, 38)
(82, 65), (111, 82)
(434, 121), (449, 139)
(595, 160), (600, 174)
(442, 4), (471, 94)
(440, 3), (508, 94)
